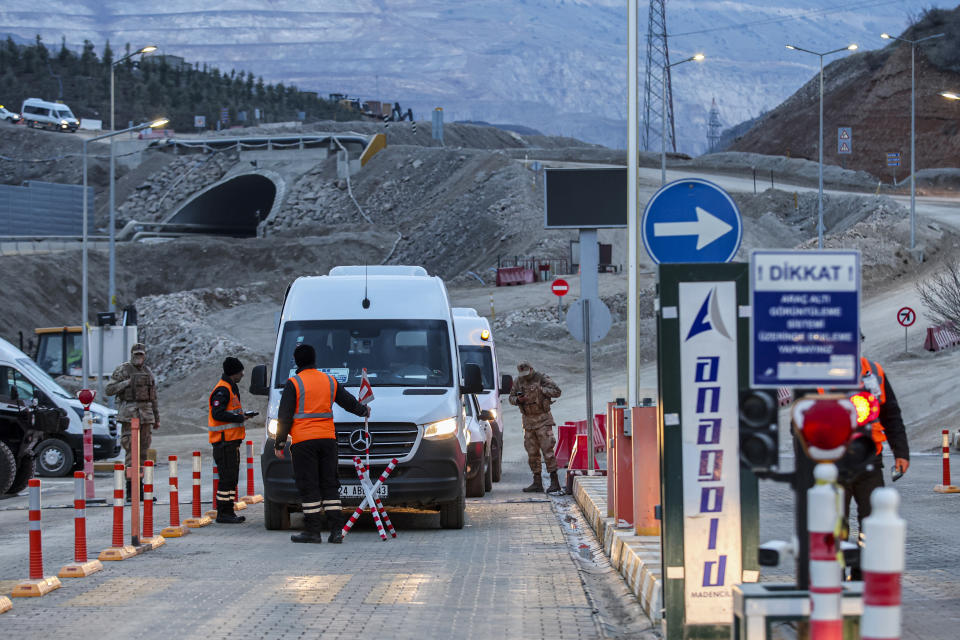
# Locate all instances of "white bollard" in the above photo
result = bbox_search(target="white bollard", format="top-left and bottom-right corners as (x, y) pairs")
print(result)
(808, 462), (843, 640)
(861, 488), (906, 640)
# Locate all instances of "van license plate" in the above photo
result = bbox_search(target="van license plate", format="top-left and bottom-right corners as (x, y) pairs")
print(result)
(339, 484), (388, 498)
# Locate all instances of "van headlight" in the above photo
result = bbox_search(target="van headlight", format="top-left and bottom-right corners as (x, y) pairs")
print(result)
(424, 418), (457, 439)
(267, 419), (278, 436)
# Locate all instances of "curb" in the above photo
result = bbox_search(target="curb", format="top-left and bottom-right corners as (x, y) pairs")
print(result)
(572, 475), (663, 622)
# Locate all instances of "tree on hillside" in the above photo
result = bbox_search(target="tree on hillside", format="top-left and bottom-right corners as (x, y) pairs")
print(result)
(918, 260), (960, 327)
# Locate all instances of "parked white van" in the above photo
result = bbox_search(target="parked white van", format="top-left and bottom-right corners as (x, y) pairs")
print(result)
(250, 265), (485, 530)
(452, 308), (511, 486)
(20, 98), (79, 132)
(0, 337), (119, 493)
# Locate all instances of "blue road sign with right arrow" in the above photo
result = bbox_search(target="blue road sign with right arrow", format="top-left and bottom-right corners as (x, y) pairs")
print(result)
(641, 178), (742, 264)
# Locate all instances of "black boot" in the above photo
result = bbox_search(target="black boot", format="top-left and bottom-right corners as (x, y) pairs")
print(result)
(546, 471), (561, 494)
(291, 512), (324, 543)
(327, 510), (345, 544)
(522, 474), (544, 493)
(215, 500), (246, 524)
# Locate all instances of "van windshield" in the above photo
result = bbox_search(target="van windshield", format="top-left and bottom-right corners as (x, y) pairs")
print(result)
(56, 109), (75, 120)
(458, 345), (494, 391)
(15, 357), (73, 400)
(275, 320), (453, 388)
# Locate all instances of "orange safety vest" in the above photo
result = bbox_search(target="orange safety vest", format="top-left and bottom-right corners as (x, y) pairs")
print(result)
(289, 369), (337, 444)
(208, 379), (245, 443)
(860, 357), (887, 454)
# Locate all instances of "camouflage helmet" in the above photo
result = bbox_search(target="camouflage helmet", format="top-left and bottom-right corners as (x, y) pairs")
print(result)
(517, 361), (534, 377)
(130, 343), (146, 355)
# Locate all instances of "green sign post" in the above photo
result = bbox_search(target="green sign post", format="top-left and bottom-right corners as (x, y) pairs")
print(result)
(656, 263), (759, 639)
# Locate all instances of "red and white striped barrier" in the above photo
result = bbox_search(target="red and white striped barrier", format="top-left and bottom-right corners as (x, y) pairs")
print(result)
(58, 471), (103, 577)
(923, 322), (960, 352)
(356, 458), (397, 538)
(861, 488), (906, 640)
(11, 479), (62, 597)
(934, 429), (960, 493)
(205, 464), (220, 518)
(141, 461), (165, 549)
(241, 440), (263, 503)
(341, 457), (398, 540)
(183, 451), (212, 527)
(99, 463), (135, 560)
(808, 463), (843, 640)
(161, 455), (189, 538)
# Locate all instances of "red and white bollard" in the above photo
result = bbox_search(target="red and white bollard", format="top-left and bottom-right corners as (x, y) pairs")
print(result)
(11, 479), (61, 597)
(99, 463), (135, 560)
(183, 451), (211, 527)
(161, 455), (189, 538)
(808, 462), (843, 640)
(58, 471), (103, 577)
(241, 440), (263, 504)
(205, 464), (220, 518)
(140, 460), (165, 549)
(934, 429), (960, 493)
(861, 489), (906, 640)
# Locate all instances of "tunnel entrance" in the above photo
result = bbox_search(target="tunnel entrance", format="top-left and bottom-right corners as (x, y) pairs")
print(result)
(167, 174), (276, 237)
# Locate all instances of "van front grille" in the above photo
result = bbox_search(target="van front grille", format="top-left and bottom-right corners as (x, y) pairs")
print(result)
(335, 422), (420, 462)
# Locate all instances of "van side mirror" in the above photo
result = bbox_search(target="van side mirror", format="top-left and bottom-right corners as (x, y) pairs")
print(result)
(500, 374), (513, 395)
(249, 364), (270, 396)
(479, 409), (495, 422)
(462, 364), (484, 395)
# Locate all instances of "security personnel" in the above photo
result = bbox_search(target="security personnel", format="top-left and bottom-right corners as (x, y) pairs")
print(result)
(508, 360), (562, 494)
(274, 344), (369, 543)
(105, 342), (159, 502)
(843, 355), (909, 523)
(208, 357), (252, 524)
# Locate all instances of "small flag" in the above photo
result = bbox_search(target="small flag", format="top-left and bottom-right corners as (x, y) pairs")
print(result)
(358, 368), (374, 405)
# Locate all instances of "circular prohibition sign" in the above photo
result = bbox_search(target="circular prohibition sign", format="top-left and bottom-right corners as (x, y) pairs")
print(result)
(551, 279), (570, 297)
(897, 306), (916, 327)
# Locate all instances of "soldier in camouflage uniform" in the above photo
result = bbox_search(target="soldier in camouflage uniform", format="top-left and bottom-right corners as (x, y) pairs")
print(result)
(508, 361), (562, 494)
(105, 343), (159, 501)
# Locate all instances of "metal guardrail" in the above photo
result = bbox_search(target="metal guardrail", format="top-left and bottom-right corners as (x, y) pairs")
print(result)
(148, 132), (373, 154)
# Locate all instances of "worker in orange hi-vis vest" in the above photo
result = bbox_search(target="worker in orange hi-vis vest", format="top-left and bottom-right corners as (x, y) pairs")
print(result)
(208, 357), (257, 524)
(274, 344), (369, 544)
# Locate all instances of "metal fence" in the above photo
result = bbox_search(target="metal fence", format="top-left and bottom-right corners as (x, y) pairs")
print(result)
(0, 181), (94, 237)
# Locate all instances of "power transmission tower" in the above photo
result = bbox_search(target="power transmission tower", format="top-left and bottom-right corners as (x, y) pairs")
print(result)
(707, 97), (722, 152)
(642, 0), (675, 152)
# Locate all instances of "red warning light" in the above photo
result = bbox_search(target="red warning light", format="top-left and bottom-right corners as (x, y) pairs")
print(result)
(791, 395), (858, 461)
(77, 389), (95, 409)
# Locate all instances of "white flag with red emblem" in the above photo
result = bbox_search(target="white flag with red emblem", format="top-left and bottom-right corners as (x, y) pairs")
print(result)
(358, 368), (374, 405)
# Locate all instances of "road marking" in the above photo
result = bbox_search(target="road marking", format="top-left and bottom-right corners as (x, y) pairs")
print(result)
(283, 575), (352, 604)
(62, 577), (176, 606)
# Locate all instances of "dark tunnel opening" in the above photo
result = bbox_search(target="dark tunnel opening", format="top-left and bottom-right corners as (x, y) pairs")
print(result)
(167, 174), (276, 237)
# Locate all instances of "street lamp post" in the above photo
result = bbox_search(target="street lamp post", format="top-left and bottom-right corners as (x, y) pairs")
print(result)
(109, 45), (156, 314)
(785, 43), (858, 249)
(661, 53), (705, 185)
(881, 32), (944, 252)
(82, 119), (168, 386)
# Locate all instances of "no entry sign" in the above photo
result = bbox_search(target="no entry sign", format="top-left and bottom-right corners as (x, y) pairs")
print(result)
(897, 307), (916, 327)
(551, 279), (570, 297)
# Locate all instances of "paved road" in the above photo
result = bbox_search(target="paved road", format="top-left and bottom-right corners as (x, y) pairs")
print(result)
(0, 419), (652, 639)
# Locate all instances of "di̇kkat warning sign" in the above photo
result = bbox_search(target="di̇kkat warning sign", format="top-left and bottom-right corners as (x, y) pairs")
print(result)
(750, 250), (860, 388)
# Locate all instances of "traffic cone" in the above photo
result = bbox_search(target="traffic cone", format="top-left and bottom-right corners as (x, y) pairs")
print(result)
(205, 464), (219, 519)
(99, 464), (136, 560)
(140, 461), (165, 549)
(934, 429), (960, 493)
(241, 440), (263, 504)
(161, 455), (189, 538)
(183, 451), (212, 527)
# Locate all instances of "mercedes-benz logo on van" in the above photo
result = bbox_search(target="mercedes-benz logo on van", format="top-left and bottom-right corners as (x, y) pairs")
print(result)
(349, 429), (371, 452)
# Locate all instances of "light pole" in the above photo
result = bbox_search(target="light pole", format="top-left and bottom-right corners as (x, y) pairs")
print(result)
(83, 118), (168, 386)
(785, 43), (858, 249)
(661, 53), (705, 185)
(881, 32), (944, 252)
(109, 45), (156, 314)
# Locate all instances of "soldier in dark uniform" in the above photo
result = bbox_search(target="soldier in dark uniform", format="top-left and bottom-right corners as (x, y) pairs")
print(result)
(105, 342), (159, 501)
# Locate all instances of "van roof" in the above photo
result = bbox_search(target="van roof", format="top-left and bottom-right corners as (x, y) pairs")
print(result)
(23, 98), (69, 108)
(0, 336), (31, 363)
(329, 265), (428, 277)
(452, 307), (479, 318)
(452, 310), (493, 346)
(284, 273), (452, 321)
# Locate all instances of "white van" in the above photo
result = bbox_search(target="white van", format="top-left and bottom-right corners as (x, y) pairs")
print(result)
(250, 265), (486, 530)
(20, 98), (79, 132)
(0, 337), (118, 492)
(452, 308), (511, 485)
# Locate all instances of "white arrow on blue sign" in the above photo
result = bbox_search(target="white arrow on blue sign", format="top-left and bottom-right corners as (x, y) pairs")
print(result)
(641, 178), (742, 264)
